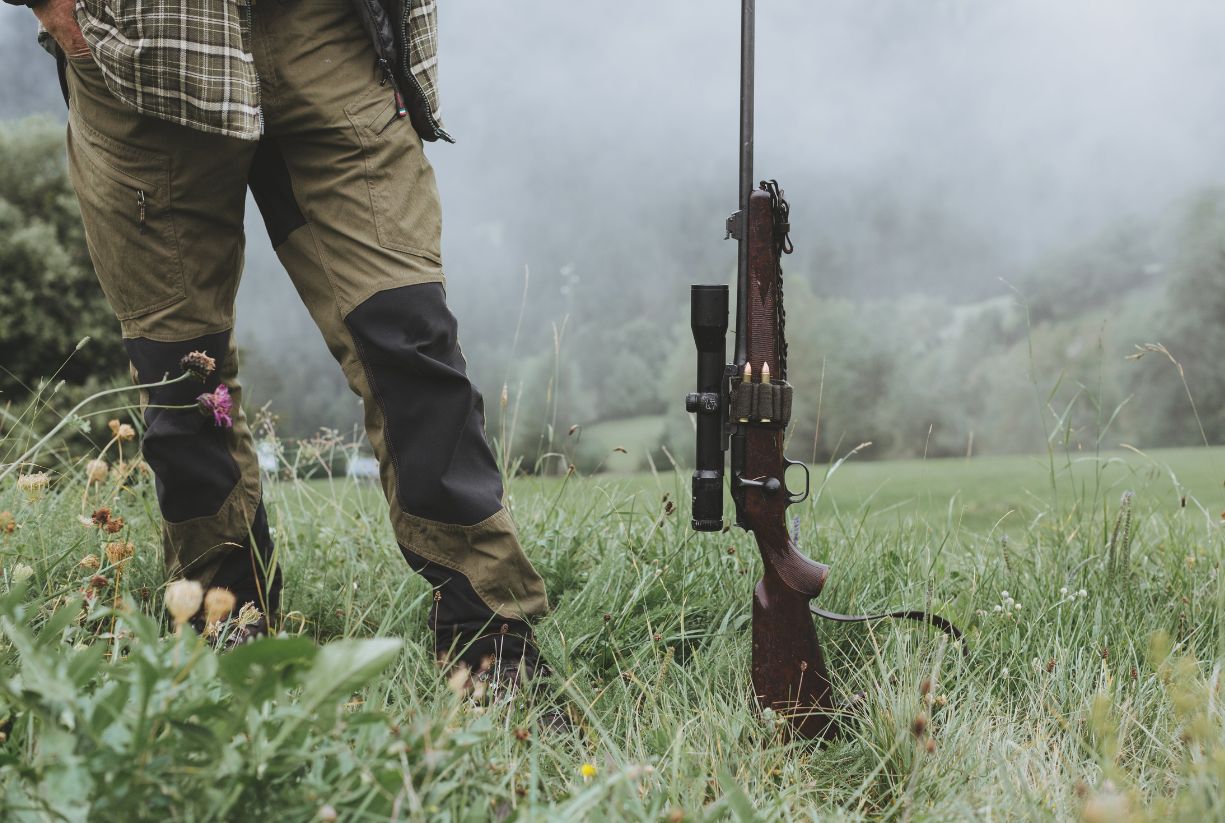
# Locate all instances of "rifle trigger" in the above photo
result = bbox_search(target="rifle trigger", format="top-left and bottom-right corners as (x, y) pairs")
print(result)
(784, 457), (810, 505)
(725, 211), (742, 240)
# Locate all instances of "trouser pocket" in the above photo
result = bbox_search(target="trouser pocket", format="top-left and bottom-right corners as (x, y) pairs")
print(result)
(66, 109), (186, 321)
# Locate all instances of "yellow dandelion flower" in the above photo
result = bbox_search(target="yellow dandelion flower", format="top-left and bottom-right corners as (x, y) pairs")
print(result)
(580, 763), (597, 781)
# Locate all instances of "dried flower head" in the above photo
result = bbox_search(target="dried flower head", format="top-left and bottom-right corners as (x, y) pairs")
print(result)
(513, 727), (530, 742)
(116, 423), (136, 441)
(234, 602), (263, 630)
(164, 579), (204, 627)
(15, 472), (50, 501)
(203, 587), (237, 629)
(79, 553), (101, 570)
(104, 541), (135, 566)
(103, 516), (125, 534)
(91, 507), (112, 527)
(197, 385), (234, 428)
(85, 459), (109, 483)
(89, 575), (109, 590)
(911, 712), (928, 738)
(0, 512), (14, 535)
(180, 350), (217, 380)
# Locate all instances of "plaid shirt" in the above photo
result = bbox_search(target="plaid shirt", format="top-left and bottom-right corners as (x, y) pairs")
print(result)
(67, 0), (441, 141)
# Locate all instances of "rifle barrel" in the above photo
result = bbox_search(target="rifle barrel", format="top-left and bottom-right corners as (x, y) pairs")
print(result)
(734, 0), (755, 366)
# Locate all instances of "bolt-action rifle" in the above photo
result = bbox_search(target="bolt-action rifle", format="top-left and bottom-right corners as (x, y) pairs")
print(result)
(686, 0), (961, 740)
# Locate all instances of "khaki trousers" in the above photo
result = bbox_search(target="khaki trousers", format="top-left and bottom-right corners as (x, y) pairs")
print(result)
(64, 0), (548, 663)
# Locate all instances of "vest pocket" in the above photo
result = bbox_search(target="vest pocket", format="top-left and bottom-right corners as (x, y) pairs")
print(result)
(67, 110), (186, 322)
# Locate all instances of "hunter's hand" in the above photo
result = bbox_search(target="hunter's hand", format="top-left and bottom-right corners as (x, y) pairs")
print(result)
(33, 0), (90, 60)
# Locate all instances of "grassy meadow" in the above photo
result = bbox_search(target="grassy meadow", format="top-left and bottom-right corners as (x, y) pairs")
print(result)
(1, 437), (1224, 820)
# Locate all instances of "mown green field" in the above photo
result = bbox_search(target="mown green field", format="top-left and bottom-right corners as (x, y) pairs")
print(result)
(1, 444), (1223, 820)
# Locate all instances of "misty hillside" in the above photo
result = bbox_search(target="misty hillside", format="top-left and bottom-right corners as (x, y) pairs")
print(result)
(4, 2), (1225, 466)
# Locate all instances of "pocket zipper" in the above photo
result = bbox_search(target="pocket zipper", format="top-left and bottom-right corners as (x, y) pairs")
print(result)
(136, 190), (147, 235)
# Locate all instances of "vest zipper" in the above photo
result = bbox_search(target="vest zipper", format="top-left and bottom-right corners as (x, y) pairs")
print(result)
(399, 0), (454, 143)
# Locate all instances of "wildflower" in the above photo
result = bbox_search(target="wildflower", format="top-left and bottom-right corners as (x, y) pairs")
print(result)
(104, 541), (134, 566)
(1000, 590), (1009, 599)
(180, 350), (217, 381)
(85, 459), (109, 483)
(318, 805), (338, 823)
(924, 738), (937, 754)
(203, 587), (237, 633)
(107, 419), (137, 441)
(1060, 587), (1069, 596)
(579, 763), (598, 782)
(934, 694), (948, 707)
(164, 579), (204, 628)
(234, 602), (263, 629)
(10, 563), (33, 583)
(0, 512), (14, 534)
(103, 516), (125, 534)
(89, 575), (109, 590)
(16, 472), (50, 501)
(514, 727), (531, 742)
(1000, 668), (1009, 677)
(91, 507), (112, 526)
(1013, 602), (1022, 611)
(911, 712), (928, 738)
(79, 554), (101, 570)
(992, 604), (1002, 613)
(1078, 588), (1088, 598)
(197, 385), (234, 428)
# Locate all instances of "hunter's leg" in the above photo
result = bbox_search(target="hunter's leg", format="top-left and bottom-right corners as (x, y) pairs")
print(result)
(63, 54), (277, 616)
(246, 0), (548, 670)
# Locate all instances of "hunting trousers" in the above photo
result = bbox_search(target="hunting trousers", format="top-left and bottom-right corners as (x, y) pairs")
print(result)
(62, 0), (549, 666)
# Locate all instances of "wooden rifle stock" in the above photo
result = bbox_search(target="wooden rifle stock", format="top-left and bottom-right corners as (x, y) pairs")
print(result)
(739, 188), (839, 739)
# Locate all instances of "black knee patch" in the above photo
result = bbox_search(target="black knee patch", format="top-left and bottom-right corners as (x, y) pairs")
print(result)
(124, 331), (240, 522)
(346, 283), (504, 526)
(249, 137), (307, 249)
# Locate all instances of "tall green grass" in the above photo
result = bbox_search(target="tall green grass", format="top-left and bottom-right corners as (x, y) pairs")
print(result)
(2, 434), (1224, 819)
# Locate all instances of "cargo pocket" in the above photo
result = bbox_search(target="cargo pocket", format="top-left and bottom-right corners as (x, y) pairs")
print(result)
(344, 84), (443, 264)
(66, 109), (186, 322)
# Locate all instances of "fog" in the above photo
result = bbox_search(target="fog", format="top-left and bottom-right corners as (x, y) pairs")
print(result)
(5, 1), (1225, 457)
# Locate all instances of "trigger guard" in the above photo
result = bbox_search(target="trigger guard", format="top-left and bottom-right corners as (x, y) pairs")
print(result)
(784, 458), (810, 504)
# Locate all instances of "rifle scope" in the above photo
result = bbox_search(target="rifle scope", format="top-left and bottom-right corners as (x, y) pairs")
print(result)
(687, 284), (729, 531)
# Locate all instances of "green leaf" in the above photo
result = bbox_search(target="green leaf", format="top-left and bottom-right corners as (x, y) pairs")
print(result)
(299, 638), (402, 710)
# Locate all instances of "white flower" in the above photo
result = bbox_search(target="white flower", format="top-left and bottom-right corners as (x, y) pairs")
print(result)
(85, 459), (108, 483)
(164, 579), (204, 627)
(1000, 590), (1010, 599)
(1059, 587), (1068, 596)
(993, 604), (1003, 613)
(1078, 589), (1088, 598)
(1000, 668), (1009, 677)
(1013, 602), (1022, 610)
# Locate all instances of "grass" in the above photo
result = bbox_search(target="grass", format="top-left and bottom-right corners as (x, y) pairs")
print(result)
(1, 442), (1224, 820)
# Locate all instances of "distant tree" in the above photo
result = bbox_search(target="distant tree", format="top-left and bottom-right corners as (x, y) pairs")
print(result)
(1130, 190), (1225, 446)
(0, 118), (126, 396)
